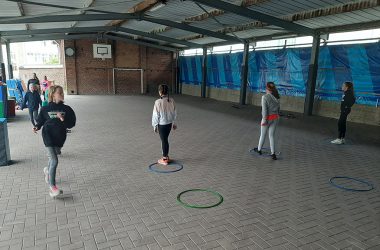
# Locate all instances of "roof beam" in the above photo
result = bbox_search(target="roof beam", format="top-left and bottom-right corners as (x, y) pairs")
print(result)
(16, 1), (29, 31)
(4, 0), (116, 14)
(141, 16), (242, 43)
(0, 14), (241, 43)
(104, 33), (178, 52)
(191, 0), (315, 36)
(0, 13), (141, 24)
(0, 26), (116, 36)
(0, 26), (200, 48)
(7, 33), (99, 43)
(1, 1), (242, 43)
(116, 27), (199, 47)
(71, 0), (95, 28)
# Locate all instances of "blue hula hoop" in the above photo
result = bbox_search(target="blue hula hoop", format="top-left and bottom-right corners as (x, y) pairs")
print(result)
(329, 176), (374, 192)
(149, 162), (183, 174)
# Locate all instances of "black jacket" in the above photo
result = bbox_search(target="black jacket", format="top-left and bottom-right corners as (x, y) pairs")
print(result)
(35, 102), (76, 147)
(340, 90), (355, 112)
(22, 91), (42, 111)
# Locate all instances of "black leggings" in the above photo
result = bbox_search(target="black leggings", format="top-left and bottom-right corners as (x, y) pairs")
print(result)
(158, 124), (172, 157)
(338, 109), (350, 139)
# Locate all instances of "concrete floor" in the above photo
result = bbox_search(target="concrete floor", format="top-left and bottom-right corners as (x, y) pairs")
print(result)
(0, 95), (379, 250)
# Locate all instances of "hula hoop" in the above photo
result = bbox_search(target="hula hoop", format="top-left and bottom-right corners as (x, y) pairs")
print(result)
(149, 162), (183, 173)
(329, 176), (374, 192)
(177, 189), (224, 209)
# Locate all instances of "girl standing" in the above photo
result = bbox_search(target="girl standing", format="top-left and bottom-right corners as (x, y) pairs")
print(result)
(331, 82), (355, 144)
(34, 86), (76, 198)
(152, 84), (177, 165)
(253, 82), (280, 160)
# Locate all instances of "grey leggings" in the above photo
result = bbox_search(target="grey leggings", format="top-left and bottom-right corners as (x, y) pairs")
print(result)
(46, 147), (60, 187)
(258, 119), (279, 154)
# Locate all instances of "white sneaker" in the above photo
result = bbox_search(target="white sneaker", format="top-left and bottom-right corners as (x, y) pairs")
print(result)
(341, 139), (345, 144)
(331, 138), (343, 145)
(49, 186), (63, 198)
(43, 167), (49, 184)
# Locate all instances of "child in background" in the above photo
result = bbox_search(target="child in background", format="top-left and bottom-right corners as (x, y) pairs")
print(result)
(152, 84), (177, 165)
(22, 84), (42, 126)
(253, 82), (281, 160)
(41, 76), (50, 100)
(331, 82), (355, 144)
(34, 86), (76, 198)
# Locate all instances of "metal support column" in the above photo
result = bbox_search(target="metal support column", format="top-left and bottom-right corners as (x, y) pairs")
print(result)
(240, 42), (250, 105)
(0, 41), (6, 83)
(5, 42), (13, 79)
(304, 34), (321, 115)
(201, 47), (207, 98)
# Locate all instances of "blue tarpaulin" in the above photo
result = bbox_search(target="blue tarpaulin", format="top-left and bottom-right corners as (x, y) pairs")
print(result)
(179, 43), (380, 106)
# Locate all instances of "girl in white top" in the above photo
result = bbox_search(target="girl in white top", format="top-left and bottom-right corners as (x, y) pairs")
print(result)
(152, 84), (177, 165)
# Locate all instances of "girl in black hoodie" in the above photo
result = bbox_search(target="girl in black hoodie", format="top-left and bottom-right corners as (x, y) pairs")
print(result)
(331, 82), (355, 145)
(34, 86), (76, 198)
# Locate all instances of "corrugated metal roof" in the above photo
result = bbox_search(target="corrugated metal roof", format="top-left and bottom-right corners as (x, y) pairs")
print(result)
(188, 36), (224, 45)
(122, 20), (166, 33)
(156, 29), (196, 39)
(0, 0), (23, 17)
(148, 0), (215, 22)
(1, 0), (380, 48)
(296, 7), (380, 29)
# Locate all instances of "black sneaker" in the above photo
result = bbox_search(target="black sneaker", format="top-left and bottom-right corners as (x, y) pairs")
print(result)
(271, 154), (277, 160)
(253, 148), (262, 155)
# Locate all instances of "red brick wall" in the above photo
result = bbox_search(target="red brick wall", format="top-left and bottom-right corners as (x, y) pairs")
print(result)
(64, 39), (174, 95)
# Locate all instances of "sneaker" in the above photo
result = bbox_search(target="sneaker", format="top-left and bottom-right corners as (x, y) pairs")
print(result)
(253, 147), (262, 155)
(331, 138), (343, 145)
(49, 186), (63, 198)
(341, 138), (346, 144)
(158, 158), (168, 166)
(163, 157), (171, 164)
(271, 154), (277, 160)
(43, 167), (49, 184)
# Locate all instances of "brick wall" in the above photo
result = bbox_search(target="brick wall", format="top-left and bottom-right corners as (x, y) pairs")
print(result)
(19, 67), (65, 90)
(64, 39), (174, 95)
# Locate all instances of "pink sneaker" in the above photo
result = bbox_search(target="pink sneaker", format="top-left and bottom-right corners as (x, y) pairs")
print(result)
(49, 186), (63, 198)
(158, 158), (168, 166)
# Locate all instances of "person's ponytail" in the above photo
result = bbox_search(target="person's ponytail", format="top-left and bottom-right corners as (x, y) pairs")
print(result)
(266, 82), (280, 99)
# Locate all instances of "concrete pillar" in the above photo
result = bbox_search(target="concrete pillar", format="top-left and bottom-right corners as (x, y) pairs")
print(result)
(5, 42), (13, 79)
(304, 34), (321, 116)
(239, 42), (249, 105)
(201, 47), (207, 98)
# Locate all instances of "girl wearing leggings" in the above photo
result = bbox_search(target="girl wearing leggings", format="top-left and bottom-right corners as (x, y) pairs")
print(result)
(254, 82), (280, 160)
(34, 86), (76, 198)
(331, 82), (355, 145)
(152, 84), (177, 165)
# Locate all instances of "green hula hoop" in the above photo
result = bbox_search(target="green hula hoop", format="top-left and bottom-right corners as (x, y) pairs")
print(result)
(177, 189), (224, 209)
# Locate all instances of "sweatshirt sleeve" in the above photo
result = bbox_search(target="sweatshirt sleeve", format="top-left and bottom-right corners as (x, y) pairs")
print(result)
(22, 93), (28, 110)
(64, 106), (76, 129)
(152, 101), (160, 128)
(261, 95), (268, 119)
(35, 107), (46, 129)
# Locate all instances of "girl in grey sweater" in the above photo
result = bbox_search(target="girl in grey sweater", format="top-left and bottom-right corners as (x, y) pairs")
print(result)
(253, 82), (280, 160)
